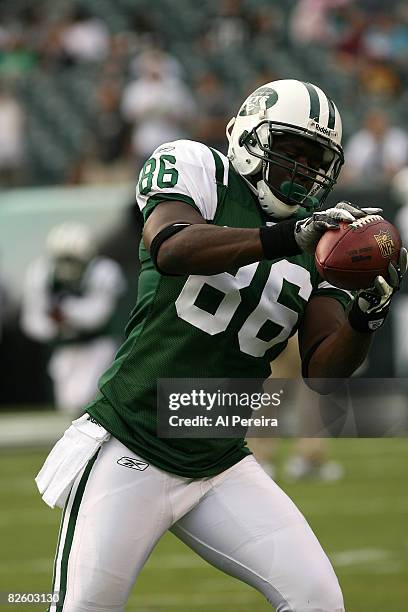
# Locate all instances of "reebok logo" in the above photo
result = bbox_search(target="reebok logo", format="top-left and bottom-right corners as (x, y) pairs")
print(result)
(87, 415), (103, 427)
(368, 319), (384, 331)
(117, 457), (149, 471)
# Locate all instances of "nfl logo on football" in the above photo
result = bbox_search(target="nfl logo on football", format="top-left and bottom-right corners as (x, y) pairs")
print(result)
(374, 230), (397, 258)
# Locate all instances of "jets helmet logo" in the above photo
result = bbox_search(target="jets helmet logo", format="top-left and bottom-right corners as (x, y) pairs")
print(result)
(239, 87), (278, 116)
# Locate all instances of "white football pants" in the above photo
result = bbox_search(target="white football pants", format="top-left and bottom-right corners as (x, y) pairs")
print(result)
(50, 436), (344, 612)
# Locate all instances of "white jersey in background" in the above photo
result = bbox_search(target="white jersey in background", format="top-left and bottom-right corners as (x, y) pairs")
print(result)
(21, 255), (126, 416)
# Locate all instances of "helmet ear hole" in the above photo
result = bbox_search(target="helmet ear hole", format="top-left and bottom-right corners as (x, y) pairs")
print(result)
(238, 130), (250, 147)
(226, 117), (235, 144)
(228, 126), (263, 176)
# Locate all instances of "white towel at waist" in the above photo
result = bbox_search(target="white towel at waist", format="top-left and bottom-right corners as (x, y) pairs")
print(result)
(35, 413), (110, 509)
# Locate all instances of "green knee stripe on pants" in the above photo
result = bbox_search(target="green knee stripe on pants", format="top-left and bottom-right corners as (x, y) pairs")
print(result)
(49, 502), (68, 611)
(53, 451), (100, 612)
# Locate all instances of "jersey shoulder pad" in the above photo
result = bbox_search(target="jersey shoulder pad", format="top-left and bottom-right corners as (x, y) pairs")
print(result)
(136, 140), (229, 221)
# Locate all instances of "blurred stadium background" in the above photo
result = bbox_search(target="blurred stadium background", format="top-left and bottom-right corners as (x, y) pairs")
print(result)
(1, 0), (408, 610)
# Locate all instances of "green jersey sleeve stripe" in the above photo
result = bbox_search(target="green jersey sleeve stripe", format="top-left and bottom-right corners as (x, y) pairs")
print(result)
(210, 147), (227, 185)
(317, 281), (354, 301)
(142, 193), (200, 221)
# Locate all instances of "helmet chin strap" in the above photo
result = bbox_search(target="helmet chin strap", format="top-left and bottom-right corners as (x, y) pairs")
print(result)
(257, 178), (299, 219)
(240, 175), (316, 219)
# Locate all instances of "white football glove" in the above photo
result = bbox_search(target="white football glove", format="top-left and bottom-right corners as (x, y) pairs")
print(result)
(348, 248), (408, 332)
(294, 201), (383, 254)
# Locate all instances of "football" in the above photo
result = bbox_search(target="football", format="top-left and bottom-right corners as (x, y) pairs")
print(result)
(315, 215), (402, 290)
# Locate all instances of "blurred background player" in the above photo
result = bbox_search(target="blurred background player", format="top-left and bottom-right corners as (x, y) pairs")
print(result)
(20, 221), (126, 417)
(341, 108), (408, 187)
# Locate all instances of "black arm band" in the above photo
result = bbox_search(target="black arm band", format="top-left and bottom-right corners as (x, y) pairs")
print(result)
(259, 219), (302, 260)
(150, 223), (192, 275)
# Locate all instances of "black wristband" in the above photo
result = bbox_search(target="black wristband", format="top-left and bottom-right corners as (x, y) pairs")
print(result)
(259, 219), (302, 260)
(347, 299), (387, 334)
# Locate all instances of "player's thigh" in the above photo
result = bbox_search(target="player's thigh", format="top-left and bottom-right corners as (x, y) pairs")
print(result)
(52, 437), (171, 612)
(172, 456), (344, 612)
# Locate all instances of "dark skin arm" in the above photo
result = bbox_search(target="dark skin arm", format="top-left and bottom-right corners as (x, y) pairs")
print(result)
(144, 201), (372, 386)
(298, 296), (372, 393)
(143, 201), (264, 275)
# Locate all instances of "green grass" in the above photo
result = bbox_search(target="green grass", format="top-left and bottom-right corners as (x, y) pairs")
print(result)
(0, 439), (407, 611)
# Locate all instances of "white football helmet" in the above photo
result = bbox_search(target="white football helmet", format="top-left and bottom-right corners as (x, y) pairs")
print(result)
(47, 222), (95, 260)
(226, 79), (344, 219)
(46, 222), (95, 284)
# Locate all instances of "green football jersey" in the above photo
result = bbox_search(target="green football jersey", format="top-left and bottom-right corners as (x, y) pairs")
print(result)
(87, 140), (352, 477)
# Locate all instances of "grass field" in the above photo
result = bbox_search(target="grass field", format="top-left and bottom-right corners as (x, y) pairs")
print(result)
(0, 439), (407, 612)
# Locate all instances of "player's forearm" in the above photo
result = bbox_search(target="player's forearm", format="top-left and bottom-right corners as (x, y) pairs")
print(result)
(157, 225), (262, 274)
(306, 321), (372, 392)
(156, 221), (300, 275)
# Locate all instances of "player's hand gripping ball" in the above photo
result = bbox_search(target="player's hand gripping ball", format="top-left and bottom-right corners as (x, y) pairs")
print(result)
(315, 214), (402, 290)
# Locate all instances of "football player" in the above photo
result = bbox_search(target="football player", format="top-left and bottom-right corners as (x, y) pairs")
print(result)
(37, 80), (406, 611)
(21, 222), (126, 416)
